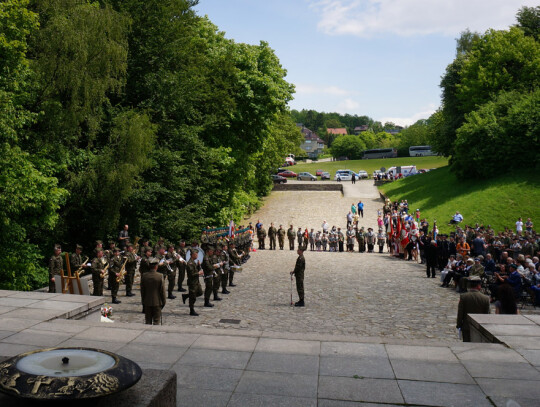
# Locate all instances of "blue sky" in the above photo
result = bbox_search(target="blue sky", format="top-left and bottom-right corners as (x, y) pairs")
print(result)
(194, 0), (536, 126)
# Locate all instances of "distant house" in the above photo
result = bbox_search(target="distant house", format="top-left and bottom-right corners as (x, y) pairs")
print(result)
(326, 128), (347, 136)
(354, 125), (369, 135)
(386, 126), (403, 135)
(297, 125), (326, 158)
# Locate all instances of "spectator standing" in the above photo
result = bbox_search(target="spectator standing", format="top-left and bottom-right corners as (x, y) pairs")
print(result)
(456, 277), (490, 342)
(351, 204), (357, 215)
(472, 233), (487, 257)
(515, 217), (523, 235)
(456, 237), (470, 258)
(357, 201), (364, 218)
(322, 220), (329, 234)
(118, 224), (129, 250)
(351, 173), (356, 184)
(426, 241), (437, 278)
(346, 212), (353, 227)
(525, 218), (533, 233)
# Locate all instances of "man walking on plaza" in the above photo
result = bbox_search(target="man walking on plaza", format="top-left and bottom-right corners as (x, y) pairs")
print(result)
(277, 225), (286, 250)
(290, 247), (306, 307)
(141, 258), (166, 325)
(456, 276), (490, 342)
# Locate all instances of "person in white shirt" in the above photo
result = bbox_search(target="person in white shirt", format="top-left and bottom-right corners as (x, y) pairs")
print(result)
(516, 217), (523, 234)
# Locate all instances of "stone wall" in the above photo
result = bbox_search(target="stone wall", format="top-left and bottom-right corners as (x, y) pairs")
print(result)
(273, 183), (343, 192)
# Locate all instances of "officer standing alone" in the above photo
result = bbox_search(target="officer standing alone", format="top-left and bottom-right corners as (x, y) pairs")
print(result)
(291, 247), (306, 307)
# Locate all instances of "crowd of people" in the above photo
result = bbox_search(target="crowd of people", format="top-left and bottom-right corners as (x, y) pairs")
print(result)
(380, 199), (540, 312)
(48, 225), (253, 324)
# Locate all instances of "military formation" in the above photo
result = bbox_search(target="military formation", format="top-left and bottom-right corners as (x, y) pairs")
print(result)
(48, 227), (252, 325)
(254, 221), (380, 254)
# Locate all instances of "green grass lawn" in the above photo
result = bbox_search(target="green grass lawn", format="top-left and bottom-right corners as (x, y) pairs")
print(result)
(379, 166), (540, 234)
(292, 156), (449, 177)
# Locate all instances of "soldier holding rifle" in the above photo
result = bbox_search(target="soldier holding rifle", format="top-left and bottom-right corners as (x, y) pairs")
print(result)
(48, 245), (63, 293)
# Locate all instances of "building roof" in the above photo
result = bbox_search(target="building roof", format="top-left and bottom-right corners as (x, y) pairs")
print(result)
(354, 125), (369, 131)
(326, 128), (347, 135)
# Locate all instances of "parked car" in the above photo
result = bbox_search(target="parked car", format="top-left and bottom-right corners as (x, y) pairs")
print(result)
(277, 168), (288, 174)
(334, 169), (355, 181)
(297, 172), (317, 181)
(315, 169), (324, 176)
(321, 171), (330, 180)
(357, 170), (368, 179)
(271, 174), (287, 184)
(280, 170), (297, 178)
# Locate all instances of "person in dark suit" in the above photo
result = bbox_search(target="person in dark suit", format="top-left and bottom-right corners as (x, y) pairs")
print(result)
(141, 258), (166, 325)
(291, 248), (306, 307)
(426, 240), (438, 278)
(456, 276), (491, 342)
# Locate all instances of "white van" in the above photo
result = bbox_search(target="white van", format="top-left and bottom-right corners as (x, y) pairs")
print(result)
(386, 165), (417, 177)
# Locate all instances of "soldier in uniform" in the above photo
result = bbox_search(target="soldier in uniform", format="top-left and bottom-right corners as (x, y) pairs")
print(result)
(165, 244), (178, 299)
(277, 225), (286, 250)
(357, 227), (366, 252)
(139, 247), (152, 275)
(69, 244), (87, 274)
(176, 240), (188, 292)
(287, 225), (295, 250)
(49, 245), (63, 293)
(124, 243), (138, 297)
(104, 240), (116, 263)
(366, 228), (376, 253)
(456, 276), (490, 341)
(182, 248), (203, 316)
(108, 247), (122, 304)
(91, 248), (106, 296)
(337, 228), (345, 252)
(268, 223), (277, 250)
(141, 258), (166, 325)
(219, 244), (231, 294)
(308, 229), (315, 251)
(297, 227), (303, 249)
(228, 242), (241, 287)
(257, 224), (266, 250)
(211, 246), (223, 302)
(290, 247), (306, 307)
(93, 240), (103, 258)
(202, 246), (216, 307)
(155, 246), (169, 279)
(377, 227), (386, 253)
(138, 239), (149, 257)
(153, 237), (165, 255)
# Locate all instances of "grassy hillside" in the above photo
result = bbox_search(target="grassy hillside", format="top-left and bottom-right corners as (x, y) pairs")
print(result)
(292, 156), (448, 177)
(379, 166), (540, 234)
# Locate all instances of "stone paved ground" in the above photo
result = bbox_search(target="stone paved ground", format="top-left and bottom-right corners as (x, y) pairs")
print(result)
(112, 181), (461, 342)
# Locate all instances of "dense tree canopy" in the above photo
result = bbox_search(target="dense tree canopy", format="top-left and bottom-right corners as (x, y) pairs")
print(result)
(0, 0), (301, 290)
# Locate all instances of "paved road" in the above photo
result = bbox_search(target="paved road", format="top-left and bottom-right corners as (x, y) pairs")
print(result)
(113, 181), (460, 342)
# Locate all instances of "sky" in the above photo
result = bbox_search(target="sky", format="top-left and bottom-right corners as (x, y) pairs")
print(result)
(194, 0), (536, 127)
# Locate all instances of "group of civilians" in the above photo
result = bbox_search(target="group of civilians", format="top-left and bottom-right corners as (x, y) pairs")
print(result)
(381, 199), (540, 312)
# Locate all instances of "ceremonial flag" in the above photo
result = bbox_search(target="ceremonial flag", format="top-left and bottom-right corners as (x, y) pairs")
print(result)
(228, 220), (235, 237)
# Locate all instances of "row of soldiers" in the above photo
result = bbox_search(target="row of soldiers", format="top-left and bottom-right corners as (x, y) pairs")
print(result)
(254, 224), (384, 253)
(48, 233), (251, 324)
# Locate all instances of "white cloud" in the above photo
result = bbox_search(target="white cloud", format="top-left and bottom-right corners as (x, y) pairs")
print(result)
(379, 104), (437, 127)
(309, 0), (538, 37)
(296, 84), (355, 96)
(336, 98), (361, 113)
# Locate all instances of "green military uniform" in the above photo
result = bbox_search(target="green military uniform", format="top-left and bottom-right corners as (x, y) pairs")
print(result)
(139, 252), (152, 275)
(297, 228), (304, 249)
(155, 252), (169, 278)
(108, 250), (122, 303)
(69, 249), (84, 273)
(268, 225), (277, 250)
(202, 251), (215, 307)
(176, 244), (187, 292)
(292, 251), (306, 306)
(228, 244), (241, 287)
(182, 249), (203, 316)
(277, 227), (286, 250)
(124, 248), (137, 296)
(287, 227), (296, 250)
(219, 248), (230, 294)
(165, 248), (178, 299)
(258, 227), (266, 250)
(91, 253), (107, 296)
(48, 248), (63, 293)
(357, 228), (365, 252)
(211, 252), (222, 301)
(141, 259), (166, 325)
(457, 285), (490, 341)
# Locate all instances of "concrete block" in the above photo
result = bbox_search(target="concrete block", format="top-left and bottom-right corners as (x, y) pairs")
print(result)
(390, 359), (474, 384)
(0, 342), (40, 357)
(58, 338), (126, 352)
(117, 343), (187, 365)
(228, 393), (317, 407)
(462, 360), (540, 380)
(321, 342), (386, 358)
(476, 378), (540, 400)
(386, 344), (458, 362)
(0, 297), (40, 307)
(192, 334), (258, 352)
(255, 337), (320, 355)
(73, 326), (143, 343)
(174, 365), (243, 392)
(235, 370), (318, 398)
(398, 379), (493, 407)
(2, 328), (73, 347)
(454, 347), (528, 363)
(318, 376), (403, 404)
(178, 348), (251, 370)
(133, 330), (199, 347)
(247, 352), (319, 375)
(176, 388), (231, 407)
(319, 356), (394, 379)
